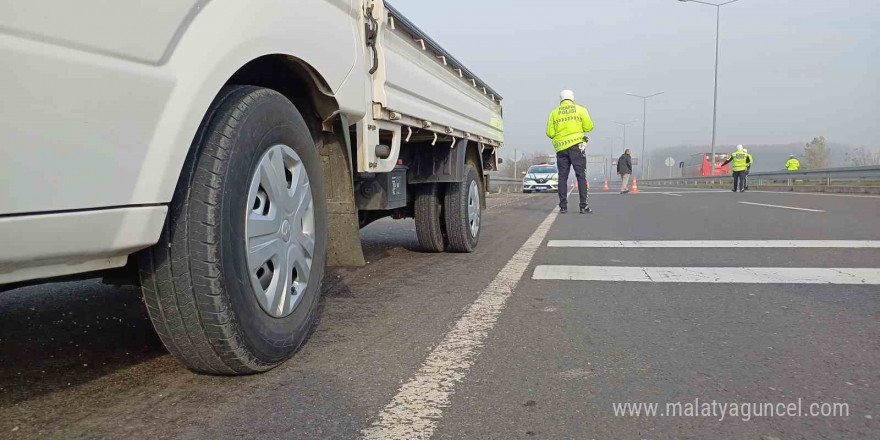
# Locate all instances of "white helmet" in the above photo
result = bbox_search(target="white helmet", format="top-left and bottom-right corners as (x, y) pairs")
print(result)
(560, 90), (575, 102)
(737, 144), (744, 151)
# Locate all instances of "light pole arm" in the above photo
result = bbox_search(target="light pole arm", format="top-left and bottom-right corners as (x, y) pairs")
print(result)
(681, 0), (740, 7)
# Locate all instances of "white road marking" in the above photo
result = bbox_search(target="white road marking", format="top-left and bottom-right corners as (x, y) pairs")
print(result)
(662, 193), (683, 197)
(361, 209), (559, 440)
(749, 190), (880, 199)
(639, 188), (880, 199)
(638, 186), (731, 191)
(627, 187), (733, 192)
(533, 266), (880, 284)
(547, 240), (880, 248)
(589, 190), (729, 195)
(738, 201), (825, 212)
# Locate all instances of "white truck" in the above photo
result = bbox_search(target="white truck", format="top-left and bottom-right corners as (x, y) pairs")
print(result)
(0, 0), (503, 374)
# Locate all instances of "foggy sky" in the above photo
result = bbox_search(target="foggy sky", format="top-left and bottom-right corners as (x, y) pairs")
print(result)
(390, 0), (880, 158)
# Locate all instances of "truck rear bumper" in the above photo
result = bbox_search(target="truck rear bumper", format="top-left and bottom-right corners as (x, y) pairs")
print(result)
(0, 206), (167, 285)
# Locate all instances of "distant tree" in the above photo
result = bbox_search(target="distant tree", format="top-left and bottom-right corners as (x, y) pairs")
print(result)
(803, 136), (831, 169)
(499, 151), (556, 177)
(847, 147), (880, 166)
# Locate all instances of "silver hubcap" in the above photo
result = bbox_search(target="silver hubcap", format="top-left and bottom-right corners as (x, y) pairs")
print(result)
(245, 144), (314, 318)
(467, 180), (481, 238)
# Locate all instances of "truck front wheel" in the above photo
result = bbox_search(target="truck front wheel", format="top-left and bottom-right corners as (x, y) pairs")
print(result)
(138, 86), (327, 374)
(444, 163), (482, 253)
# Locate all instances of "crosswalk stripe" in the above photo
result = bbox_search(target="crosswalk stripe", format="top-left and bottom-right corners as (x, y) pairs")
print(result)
(532, 266), (880, 284)
(546, 240), (880, 248)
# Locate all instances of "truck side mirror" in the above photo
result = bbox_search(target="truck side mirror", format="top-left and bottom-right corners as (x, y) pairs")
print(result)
(497, 158), (503, 164)
(521, 171), (527, 176)
(679, 161), (684, 169)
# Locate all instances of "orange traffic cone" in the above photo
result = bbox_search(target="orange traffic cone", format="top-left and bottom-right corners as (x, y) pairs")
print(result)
(631, 177), (639, 194)
(587, 181), (591, 190)
(603, 179), (610, 191)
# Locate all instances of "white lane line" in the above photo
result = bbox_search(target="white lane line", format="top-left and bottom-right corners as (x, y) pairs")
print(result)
(641, 189), (880, 199)
(632, 187), (733, 192)
(590, 190), (729, 196)
(547, 240), (880, 248)
(361, 209), (559, 440)
(662, 193), (683, 197)
(738, 201), (825, 212)
(533, 266), (880, 284)
(747, 190), (880, 199)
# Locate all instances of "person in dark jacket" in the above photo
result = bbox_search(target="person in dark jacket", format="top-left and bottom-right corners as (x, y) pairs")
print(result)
(617, 149), (633, 194)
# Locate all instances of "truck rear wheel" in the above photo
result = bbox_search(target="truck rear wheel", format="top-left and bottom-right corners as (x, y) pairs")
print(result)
(444, 163), (482, 253)
(138, 86), (327, 374)
(414, 183), (447, 252)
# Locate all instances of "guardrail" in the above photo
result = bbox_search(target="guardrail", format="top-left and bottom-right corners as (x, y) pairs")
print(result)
(640, 166), (880, 191)
(486, 174), (523, 193)
(488, 176), (522, 183)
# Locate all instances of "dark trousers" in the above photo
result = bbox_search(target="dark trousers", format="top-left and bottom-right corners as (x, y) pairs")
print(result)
(732, 170), (746, 192)
(556, 145), (588, 210)
(744, 168), (750, 190)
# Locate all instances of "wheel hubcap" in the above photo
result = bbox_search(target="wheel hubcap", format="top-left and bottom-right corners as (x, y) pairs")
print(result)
(245, 144), (314, 318)
(467, 180), (481, 238)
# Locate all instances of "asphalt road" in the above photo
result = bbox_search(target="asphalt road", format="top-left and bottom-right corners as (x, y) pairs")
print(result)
(1, 188), (878, 439)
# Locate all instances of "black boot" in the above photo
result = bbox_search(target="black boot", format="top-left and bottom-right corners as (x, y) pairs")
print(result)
(580, 207), (592, 214)
(560, 208), (567, 214)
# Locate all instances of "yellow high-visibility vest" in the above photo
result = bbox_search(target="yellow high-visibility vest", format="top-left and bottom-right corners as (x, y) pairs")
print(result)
(730, 151), (749, 172)
(546, 100), (594, 152)
(786, 158), (800, 171)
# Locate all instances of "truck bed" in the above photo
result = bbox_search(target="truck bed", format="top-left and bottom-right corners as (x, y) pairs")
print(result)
(379, 3), (503, 147)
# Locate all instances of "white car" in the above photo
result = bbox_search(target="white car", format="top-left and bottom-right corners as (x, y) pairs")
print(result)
(522, 165), (559, 193)
(0, 0), (503, 374)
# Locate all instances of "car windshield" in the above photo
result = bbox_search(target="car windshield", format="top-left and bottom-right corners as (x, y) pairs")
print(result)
(528, 166), (556, 174)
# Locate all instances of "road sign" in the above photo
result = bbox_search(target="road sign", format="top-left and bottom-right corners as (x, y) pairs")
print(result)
(665, 157), (675, 167)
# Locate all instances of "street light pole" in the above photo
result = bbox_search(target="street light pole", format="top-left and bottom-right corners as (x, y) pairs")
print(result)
(513, 149), (518, 178)
(613, 120), (638, 178)
(679, 0), (743, 175)
(602, 136), (618, 180)
(625, 92), (664, 178)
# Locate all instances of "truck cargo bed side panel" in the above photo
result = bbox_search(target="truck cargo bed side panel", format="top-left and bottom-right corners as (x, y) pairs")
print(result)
(380, 10), (503, 144)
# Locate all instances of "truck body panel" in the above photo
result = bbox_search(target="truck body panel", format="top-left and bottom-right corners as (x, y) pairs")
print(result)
(356, 2), (503, 173)
(382, 4), (503, 144)
(0, 0), (503, 284)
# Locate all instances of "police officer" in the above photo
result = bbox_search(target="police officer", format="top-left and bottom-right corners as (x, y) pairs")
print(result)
(786, 155), (800, 171)
(546, 90), (594, 214)
(743, 148), (753, 190)
(721, 145), (751, 192)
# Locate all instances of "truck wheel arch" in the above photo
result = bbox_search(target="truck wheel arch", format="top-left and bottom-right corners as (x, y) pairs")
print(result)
(170, 54), (364, 267)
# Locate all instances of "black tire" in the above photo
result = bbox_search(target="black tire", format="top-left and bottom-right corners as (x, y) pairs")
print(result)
(414, 183), (447, 252)
(444, 163), (482, 253)
(138, 86), (327, 374)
